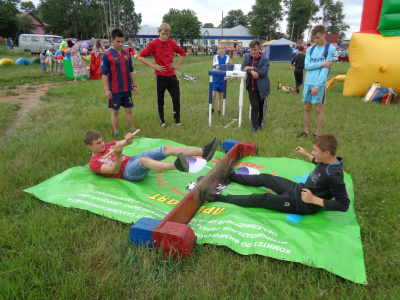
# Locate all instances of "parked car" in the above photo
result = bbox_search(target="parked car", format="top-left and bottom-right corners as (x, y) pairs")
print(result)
(100, 39), (111, 49)
(76, 39), (95, 51)
(122, 43), (140, 51)
(18, 34), (63, 55)
(64, 38), (78, 43)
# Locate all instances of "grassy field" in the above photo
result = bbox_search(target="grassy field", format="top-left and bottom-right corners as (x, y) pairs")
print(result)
(1, 45), (399, 298)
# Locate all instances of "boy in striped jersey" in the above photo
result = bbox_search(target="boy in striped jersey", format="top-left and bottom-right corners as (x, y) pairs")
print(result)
(101, 29), (138, 138)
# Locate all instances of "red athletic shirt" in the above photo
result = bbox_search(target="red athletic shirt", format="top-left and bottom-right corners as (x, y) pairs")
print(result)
(139, 38), (186, 76)
(126, 46), (136, 56)
(89, 141), (132, 179)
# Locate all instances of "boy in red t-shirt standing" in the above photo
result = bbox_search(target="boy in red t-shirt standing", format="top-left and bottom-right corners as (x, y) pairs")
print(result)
(138, 23), (186, 128)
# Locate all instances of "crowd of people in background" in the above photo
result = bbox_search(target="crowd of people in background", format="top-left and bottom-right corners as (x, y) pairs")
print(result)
(1, 23), (341, 137)
(185, 45), (258, 58)
(0, 36), (14, 50)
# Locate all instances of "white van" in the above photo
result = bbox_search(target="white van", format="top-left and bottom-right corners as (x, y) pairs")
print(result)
(18, 34), (64, 55)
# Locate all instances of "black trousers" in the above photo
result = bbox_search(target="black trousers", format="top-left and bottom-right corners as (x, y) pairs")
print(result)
(294, 68), (304, 90)
(217, 173), (320, 215)
(155, 75), (180, 124)
(248, 90), (267, 128)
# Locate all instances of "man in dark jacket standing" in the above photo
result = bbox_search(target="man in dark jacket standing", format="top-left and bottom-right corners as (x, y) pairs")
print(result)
(241, 40), (270, 132)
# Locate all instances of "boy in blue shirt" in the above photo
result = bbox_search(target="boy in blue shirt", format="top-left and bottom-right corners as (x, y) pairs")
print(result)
(297, 25), (335, 139)
(48, 49), (55, 75)
(212, 43), (232, 115)
(39, 49), (46, 73)
(101, 29), (138, 137)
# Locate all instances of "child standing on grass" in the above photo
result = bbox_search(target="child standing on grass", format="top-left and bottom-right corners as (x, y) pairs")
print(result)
(212, 43), (232, 115)
(126, 40), (136, 62)
(138, 23), (186, 128)
(101, 29), (138, 138)
(56, 50), (65, 76)
(39, 49), (46, 73)
(48, 49), (55, 75)
(241, 40), (270, 133)
(291, 45), (305, 94)
(296, 25), (335, 139)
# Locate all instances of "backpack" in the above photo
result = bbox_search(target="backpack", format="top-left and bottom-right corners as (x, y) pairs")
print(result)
(309, 42), (331, 60)
(309, 43), (332, 74)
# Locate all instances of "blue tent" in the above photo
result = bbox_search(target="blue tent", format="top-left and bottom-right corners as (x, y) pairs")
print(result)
(265, 38), (297, 62)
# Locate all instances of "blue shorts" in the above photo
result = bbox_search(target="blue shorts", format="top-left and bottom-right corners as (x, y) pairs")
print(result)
(123, 146), (167, 182)
(213, 81), (224, 93)
(108, 91), (134, 110)
(41, 63), (46, 71)
(302, 85), (326, 104)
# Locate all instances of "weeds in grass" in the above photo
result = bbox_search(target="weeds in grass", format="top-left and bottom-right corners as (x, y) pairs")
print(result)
(0, 101), (20, 132)
(5, 90), (18, 96)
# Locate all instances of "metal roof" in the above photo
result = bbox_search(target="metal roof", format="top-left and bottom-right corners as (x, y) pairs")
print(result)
(137, 25), (254, 38)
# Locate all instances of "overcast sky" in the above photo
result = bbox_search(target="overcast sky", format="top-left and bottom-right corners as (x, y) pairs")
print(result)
(31, 0), (364, 39)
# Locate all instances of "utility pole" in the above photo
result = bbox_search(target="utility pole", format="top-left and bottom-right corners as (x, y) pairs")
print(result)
(221, 11), (223, 40)
(109, 0), (112, 32)
(118, 0), (121, 29)
(290, 21), (295, 41)
(307, 10), (313, 43)
(124, 3), (127, 37)
(102, 0), (109, 40)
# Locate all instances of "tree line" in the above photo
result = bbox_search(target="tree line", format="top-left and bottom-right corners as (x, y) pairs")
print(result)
(1, 0), (349, 45)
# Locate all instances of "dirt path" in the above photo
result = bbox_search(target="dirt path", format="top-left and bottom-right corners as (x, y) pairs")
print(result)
(0, 83), (59, 136)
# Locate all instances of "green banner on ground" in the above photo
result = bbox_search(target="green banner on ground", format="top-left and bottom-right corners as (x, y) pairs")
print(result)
(24, 138), (367, 284)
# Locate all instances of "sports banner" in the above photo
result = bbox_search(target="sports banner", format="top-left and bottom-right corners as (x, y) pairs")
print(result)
(24, 138), (367, 284)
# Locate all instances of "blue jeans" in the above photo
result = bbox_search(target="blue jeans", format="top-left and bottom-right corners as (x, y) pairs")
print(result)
(123, 146), (166, 182)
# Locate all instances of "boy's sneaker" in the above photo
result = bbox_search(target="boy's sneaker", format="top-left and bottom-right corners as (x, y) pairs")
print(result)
(174, 153), (189, 172)
(113, 130), (119, 138)
(175, 123), (184, 126)
(313, 133), (318, 138)
(161, 123), (168, 128)
(252, 127), (258, 133)
(130, 127), (136, 132)
(202, 137), (220, 161)
(296, 131), (309, 138)
(223, 160), (235, 182)
(200, 188), (218, 202)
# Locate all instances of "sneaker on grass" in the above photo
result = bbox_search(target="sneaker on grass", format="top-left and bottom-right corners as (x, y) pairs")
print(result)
(296, 131), (309, 138)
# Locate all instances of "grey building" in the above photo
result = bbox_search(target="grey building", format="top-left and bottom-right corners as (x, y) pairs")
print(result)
(135, 25), (257, 48)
